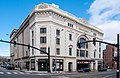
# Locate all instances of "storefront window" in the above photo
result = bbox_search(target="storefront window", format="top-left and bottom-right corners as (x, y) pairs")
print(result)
(52, 59), (63, 71)
(31, 59), (35, 70)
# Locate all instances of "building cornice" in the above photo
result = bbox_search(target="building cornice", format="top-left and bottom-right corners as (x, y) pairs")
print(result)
(32, 3), (103, 34)
(11, 3), (103, 41)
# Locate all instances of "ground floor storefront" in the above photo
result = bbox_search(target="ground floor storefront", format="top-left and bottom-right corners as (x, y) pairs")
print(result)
(13, 57), (102, 72)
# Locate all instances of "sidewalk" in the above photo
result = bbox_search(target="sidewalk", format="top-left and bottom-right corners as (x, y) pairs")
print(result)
(16, 68), (114, 75)
(16, 68), (80, 75)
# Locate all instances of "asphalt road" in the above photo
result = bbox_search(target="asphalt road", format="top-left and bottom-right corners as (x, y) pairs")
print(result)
(0, 66), (119, 78)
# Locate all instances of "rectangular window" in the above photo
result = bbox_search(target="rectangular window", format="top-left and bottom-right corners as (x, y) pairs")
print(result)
(99, 42), (101, 46)
(40, 47), (46, 54)
(40, 28), (46, 33)
(40, 37), (46, 43)
(31, 59), (35, 70)
(56, 30), (60, 36)
(77, 49), (79, 57)
(32, 31), (34, 37)
(56, 48), (60, 55)
(32, 49), (34, 55)
(99, 48), (101, 52)
(80, 50), (85, 57)
(86, 43), (88, 49)
(56, 38), (60, 45)
(94, 52), (96, 58)
(32, 39), (34, 46)
(69, 34), (72, 40)
(86, 51), (88, 57)
(69, 48), (72, 56)
(68, 23), (73, 28)
(99, 54), (101, 58)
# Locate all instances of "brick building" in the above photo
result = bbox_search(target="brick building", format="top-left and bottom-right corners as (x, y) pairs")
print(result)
(103, 45), (117, 69)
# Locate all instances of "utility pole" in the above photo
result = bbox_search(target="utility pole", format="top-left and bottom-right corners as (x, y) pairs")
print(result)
(116, 34), (119, 78)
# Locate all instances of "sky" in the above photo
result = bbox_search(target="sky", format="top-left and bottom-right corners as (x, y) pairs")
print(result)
(0, 0), (120, 56)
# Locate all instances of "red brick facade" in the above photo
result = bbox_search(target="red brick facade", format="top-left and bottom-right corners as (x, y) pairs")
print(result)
(103, 45), (117, 69)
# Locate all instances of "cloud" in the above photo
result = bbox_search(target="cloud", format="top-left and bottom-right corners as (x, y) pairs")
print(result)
(88, 0), (120, 43)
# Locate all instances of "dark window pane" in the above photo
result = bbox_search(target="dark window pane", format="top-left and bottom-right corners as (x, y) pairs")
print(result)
(69, 34), (72, 40)
(94, 52), (96, 57)
(32, 49), (34, 55)
(56, 48), (60, 55)
(69, 48), (72, 56)
(32, 39), (34, 46)
(40, 28), (46, 33)
(56, 30), (60, 36)
(80, 38), (86, 48)
(56, 38), (60, 45)
(40, 47), (46, 54)
(32, 31), (34, 37)
(80, 50), (85, 57)
(86, 51), (88, 57)
(40, 37), (46, 43)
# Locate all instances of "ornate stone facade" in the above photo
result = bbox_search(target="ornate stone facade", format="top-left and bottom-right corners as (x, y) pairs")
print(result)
(10, 3), (103, 72)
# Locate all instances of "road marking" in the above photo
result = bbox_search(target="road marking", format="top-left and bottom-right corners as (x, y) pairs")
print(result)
(0, 72), (4, 74)
(103, 75), (115, 78)
(19, 72), (24, 74)
(7, 72), (11, 74)
(13, 72), (18, 74)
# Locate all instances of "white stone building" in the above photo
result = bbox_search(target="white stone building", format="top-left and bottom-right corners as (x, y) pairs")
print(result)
(10, 3), (103, 72)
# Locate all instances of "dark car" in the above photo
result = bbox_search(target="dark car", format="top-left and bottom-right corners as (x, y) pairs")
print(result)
(6, 64), (15, 70)
(98, 68), (107, 72)
(1, 64), (7, 68)
(83, 68), (91, 72)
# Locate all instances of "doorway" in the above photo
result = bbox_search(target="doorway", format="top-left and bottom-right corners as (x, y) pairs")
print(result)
(68, 62), (72, 72)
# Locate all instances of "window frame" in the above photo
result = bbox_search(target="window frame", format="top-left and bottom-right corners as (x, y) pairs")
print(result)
(40, 36), (46, 43)
(40, 28), (46, 33)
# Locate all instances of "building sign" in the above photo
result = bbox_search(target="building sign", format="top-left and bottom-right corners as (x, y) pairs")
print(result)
(77, 61), (90, 64)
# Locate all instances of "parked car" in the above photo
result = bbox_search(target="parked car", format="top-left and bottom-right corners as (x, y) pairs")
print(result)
(82, 68), (91, 72)
(6, 64), (15, 70)
(1, 64), (7, 68)
(98, 68), (107, 72)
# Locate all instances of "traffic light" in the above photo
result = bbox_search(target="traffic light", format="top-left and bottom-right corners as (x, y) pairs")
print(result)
(14, 41), (16, 47)
(93, 38), (96, 46)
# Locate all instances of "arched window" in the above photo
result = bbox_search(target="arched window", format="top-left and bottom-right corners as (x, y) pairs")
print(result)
(77, 38), (89, 58)
(79, 38), (88, 49)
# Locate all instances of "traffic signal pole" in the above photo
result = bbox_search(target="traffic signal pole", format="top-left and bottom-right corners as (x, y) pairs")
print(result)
(0, 39), (51, 73)
(117, 34), (119, 78)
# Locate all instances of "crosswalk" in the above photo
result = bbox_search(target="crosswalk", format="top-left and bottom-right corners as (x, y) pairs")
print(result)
(0, 71), (29, 75)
